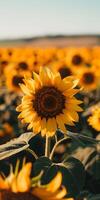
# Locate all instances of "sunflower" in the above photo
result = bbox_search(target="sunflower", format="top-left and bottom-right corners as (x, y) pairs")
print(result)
(0, 162), (32, 192)
(66, 48), (91, 70)
(0, 123), (13, 137)
(50, 61), (73, 79)
(92, 47), (100, 59)
(4, 58), (34, 75)
(0, 58), (9, 75)
(32, 172), (73, 200)
(2, 48), (14, 60)
(0, 48), (14, 71)
(0, 48), (4, 59)
(0, 162), (73, 200)
(15, 57), (34, 72)
(55, 48), (68, 61)
(39, 48), (57, 66)
(88, 107), (100, 131)
(16, 61), (31, 71)
(92, 59), (100, 72)
(5, 69), (31, 93)
(77, 67), (100, 92)
(16, 67), (82, 137)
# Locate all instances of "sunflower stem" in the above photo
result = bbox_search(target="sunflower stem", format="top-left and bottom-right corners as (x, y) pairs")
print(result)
(50, 136), (70, 160)
(45, 136), (51, 157)
(27, 148), (38, 159)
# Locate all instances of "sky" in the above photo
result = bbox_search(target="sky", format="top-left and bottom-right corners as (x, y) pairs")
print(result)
(0, 0), (100, 39)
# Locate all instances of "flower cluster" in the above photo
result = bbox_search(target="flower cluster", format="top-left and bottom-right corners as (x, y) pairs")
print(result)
(0, 47), (100, 93)
(0, 161), (73, 200)
(0, 46), (99, 200)
(16, 67), (82, 136)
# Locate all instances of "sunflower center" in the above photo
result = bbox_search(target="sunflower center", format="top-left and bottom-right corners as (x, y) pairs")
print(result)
(12, 76), (23, 87)
(0, 190), (40, 200)
(72, 55), (83, 65)
(83, 72), (95, 84)
(85, 63), (91, 67)
(18, 62), (28, 70)
(8, 50), (12, 56)
(1, 60), (8, 67)
(33, 86), (65, 119)
(33, 61), (38, 66)
(59, 67), (72, 78)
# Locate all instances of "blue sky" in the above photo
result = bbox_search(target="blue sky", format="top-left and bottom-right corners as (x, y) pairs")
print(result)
(0, 0), (100, 39)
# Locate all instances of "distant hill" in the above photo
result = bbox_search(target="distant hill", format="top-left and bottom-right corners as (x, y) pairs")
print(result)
(0, 35), (100, 47)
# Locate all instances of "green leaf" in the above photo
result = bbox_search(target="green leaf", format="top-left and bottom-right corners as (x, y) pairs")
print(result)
(87, 194), (100, 200)
(77, 192), (100, 200)
(68, 131), (100, 146)
(63, 157), (85, 190)
(91, 159), (100, 180)
(33, 156), (52, 175)
(83, 150), (97, 166)
(40, 156), (85, 197)
(0, 132), (34, 160)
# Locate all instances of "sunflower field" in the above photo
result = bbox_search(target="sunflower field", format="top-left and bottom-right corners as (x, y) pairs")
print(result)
(0, 46), (100, 200)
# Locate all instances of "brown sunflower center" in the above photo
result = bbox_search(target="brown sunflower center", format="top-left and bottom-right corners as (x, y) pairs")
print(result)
(0, 190), (40, 200)
(59, 67), (72, 78)
(33, 86), (65, 119)
(1, 60), (8, 67)
(85, 63), (91, 67)
(8, 50), (12, 56)
(72, 55), (83, 65)
(12, 76), (23, 87)
(18, 62), (28, 70)
(83, 72), (95, 84)
(33, 61), (38, 66)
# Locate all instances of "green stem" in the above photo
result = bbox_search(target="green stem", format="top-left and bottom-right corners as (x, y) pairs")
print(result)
(27, 148), (38, 159)
(45, 136), (51, 157)
(50, 136), (70, 160)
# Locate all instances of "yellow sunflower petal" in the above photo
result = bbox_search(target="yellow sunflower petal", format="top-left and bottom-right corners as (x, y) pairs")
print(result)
(23, 78), (35, 92)
(63, 88), (79, 97)
(19, 84), (31, 95)
(0, 175), (9, 190)
(46, 118), (57, 134)
(47, 172), (62, 192)
(16, 163), (32, 192)
(41, 118), (47, 137)
(54, 186), (67, 199)
(33, 72), (41, 88)
(39, 67), (53, 86)
(56, 115), (67, 133)
(67, 111), (79, 122)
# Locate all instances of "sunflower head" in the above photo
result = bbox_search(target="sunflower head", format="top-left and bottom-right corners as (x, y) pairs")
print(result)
(50, 61), (73, 79)
(0, 162), (73, 200)
(16, 67), (82, 137)
(82, 72), (95, 84)
(66, 48), (91, 66)
(18, 61), (29, 70)
(77, 67), (100, 92)
(1, 123), (13, 137)
(59, 66), (72, 78)
(15, 57), (34, 72)
(32, 172), (74, 200)
(0, 161), (32, 193)
(5, 69), (31, 93)
(72, 54), (83, 66)
(88, 106), (100, 131)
